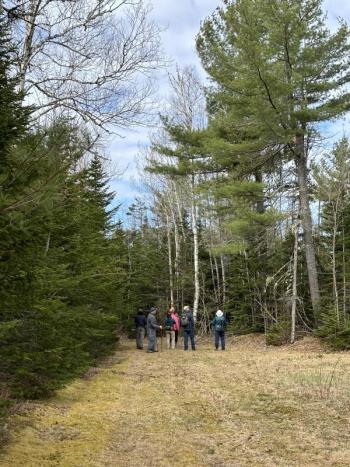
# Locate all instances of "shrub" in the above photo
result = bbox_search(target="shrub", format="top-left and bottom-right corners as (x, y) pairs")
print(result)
(316, 312), (350, 350)
(266, 319), (291, 346)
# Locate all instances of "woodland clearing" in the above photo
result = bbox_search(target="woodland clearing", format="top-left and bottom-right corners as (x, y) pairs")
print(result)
(1, 335), (350, 467)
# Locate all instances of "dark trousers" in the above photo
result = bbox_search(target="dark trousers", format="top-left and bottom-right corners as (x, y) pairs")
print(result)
(215, 330), (225, 350)
(136, 326), (145, 349)
(184, 330), (195, 350)
(175, 330), (179, 346)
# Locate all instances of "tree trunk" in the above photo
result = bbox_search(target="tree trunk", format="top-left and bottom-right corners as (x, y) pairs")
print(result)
(19, 1), (38, 92)
(220, 254), (226, 309)
(209, 249), (219, 305)
(332, 202), (340, 322)
(191, 186), (200, 322)
(166, 213), (174, 306)
(172, 182), (185, 311)
(170, 189), (181, 307)
(254, 170), (265, 214)
(295, 136), (320, 316)
(291, 221), (299, 344)
(213, 255), (221, 305)
(343, 226), (347, 322)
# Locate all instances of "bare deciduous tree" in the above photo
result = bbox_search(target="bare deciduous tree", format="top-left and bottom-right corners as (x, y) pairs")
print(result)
(167, 65), (206, 321)
(4, 0), (162, 130)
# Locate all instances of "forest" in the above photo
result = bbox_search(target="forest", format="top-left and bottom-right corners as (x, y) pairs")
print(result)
(1, 0), (350, 449)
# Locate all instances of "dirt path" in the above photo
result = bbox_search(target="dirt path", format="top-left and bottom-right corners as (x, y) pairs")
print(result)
(1, 336), (350, 466)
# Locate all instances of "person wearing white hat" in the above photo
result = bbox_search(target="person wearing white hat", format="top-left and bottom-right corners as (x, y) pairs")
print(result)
(211, 310), (227, 350)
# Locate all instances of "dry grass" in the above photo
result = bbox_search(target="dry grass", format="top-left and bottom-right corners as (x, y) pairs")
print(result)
(1, 335), (350, 466)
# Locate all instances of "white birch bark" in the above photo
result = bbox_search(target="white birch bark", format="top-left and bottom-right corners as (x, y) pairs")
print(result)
(191, 187), (200, 322)
(170, 200), (181, 306)
(165, 213), (174, 306)
(220, 254), (226, 308)
(291, 221), (299, 344)
(332, 202), (340, 322)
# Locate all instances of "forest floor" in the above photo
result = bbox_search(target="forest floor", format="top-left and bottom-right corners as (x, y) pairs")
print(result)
(1, 334), (350, 466)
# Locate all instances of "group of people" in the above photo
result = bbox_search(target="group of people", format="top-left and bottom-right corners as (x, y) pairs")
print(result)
(134, 306), (228, 352)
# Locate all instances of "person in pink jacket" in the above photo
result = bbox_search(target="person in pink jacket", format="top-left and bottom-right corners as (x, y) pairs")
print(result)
(170, 306), (180, 348)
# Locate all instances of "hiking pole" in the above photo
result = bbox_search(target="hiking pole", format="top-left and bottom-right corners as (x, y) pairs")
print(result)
(160, 327), (163, 352)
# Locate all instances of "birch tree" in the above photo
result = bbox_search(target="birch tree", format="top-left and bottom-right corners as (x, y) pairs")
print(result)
(149, 66), (206, 321)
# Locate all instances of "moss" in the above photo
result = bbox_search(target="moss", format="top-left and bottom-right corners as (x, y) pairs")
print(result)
(0, 360), (126, 466)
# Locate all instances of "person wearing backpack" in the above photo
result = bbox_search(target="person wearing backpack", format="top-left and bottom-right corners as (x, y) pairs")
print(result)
(134, 308), (146, 349)
(170, 306), (180, 348)
(164, 310), (176, 349)
(211, 310), (227, 350)
(147, 307), (162, 353)
(181, 305), (196, 351)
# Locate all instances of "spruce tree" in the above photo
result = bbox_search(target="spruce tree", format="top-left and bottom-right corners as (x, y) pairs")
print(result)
(0, 14), (30, 160)
(314, 138), (350, 339)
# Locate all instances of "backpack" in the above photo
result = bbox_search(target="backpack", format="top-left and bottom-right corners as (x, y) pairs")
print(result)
(214, 316), (225, 332)
(181, 313), (189, 327)
(165, 316), (174, 331)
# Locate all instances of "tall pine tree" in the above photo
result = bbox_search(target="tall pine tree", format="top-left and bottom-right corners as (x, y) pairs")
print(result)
(196, 0), (350, 317)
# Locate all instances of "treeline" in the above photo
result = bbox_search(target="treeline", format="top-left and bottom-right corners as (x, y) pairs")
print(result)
(0, 23), (121, 401)
(139, 0), (350, 348)
(0, 0), (163, 423)
(2, 0), (350, 432)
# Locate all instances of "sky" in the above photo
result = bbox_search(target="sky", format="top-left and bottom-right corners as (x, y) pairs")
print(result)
(108, 0), (218, 213)
(109, 0), (350, 214)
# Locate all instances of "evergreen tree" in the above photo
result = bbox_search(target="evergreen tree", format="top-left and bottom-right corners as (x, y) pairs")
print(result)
(0, 13), (30, 160)
(196, 0), (350, 317)
(315, 138), (350, 348)
(0, 118), (128, 398)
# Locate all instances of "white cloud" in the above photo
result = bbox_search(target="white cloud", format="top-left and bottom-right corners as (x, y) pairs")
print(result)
(108, 0), (218, 207)
(108, 0), (350, 209)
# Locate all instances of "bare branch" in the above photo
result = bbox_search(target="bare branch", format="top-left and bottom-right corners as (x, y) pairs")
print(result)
(5, 0), (163, 131)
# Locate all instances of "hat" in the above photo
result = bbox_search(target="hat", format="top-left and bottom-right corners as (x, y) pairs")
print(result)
(216, 310), (223, 317)
(150, 307), (157, 314)
(183, 305), (190, 311)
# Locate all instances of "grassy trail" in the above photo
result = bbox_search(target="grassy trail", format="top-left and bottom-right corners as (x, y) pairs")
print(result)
(1, 336), (350, 466)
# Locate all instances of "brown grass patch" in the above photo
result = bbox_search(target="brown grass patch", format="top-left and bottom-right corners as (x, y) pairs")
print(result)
(1, 337), (350, 466)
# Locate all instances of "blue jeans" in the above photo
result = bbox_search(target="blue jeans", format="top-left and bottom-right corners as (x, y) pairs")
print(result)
(184, 330), (196, 350)
(215, 330), (225, 350)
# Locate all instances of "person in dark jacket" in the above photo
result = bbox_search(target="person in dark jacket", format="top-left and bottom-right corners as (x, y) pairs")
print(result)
(181, 305), (196, 351)
(164, 310), (176, 349)
(211, 310), (227, 350)
(147, 307), (162, 352)
(134, 309), (146, 349)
